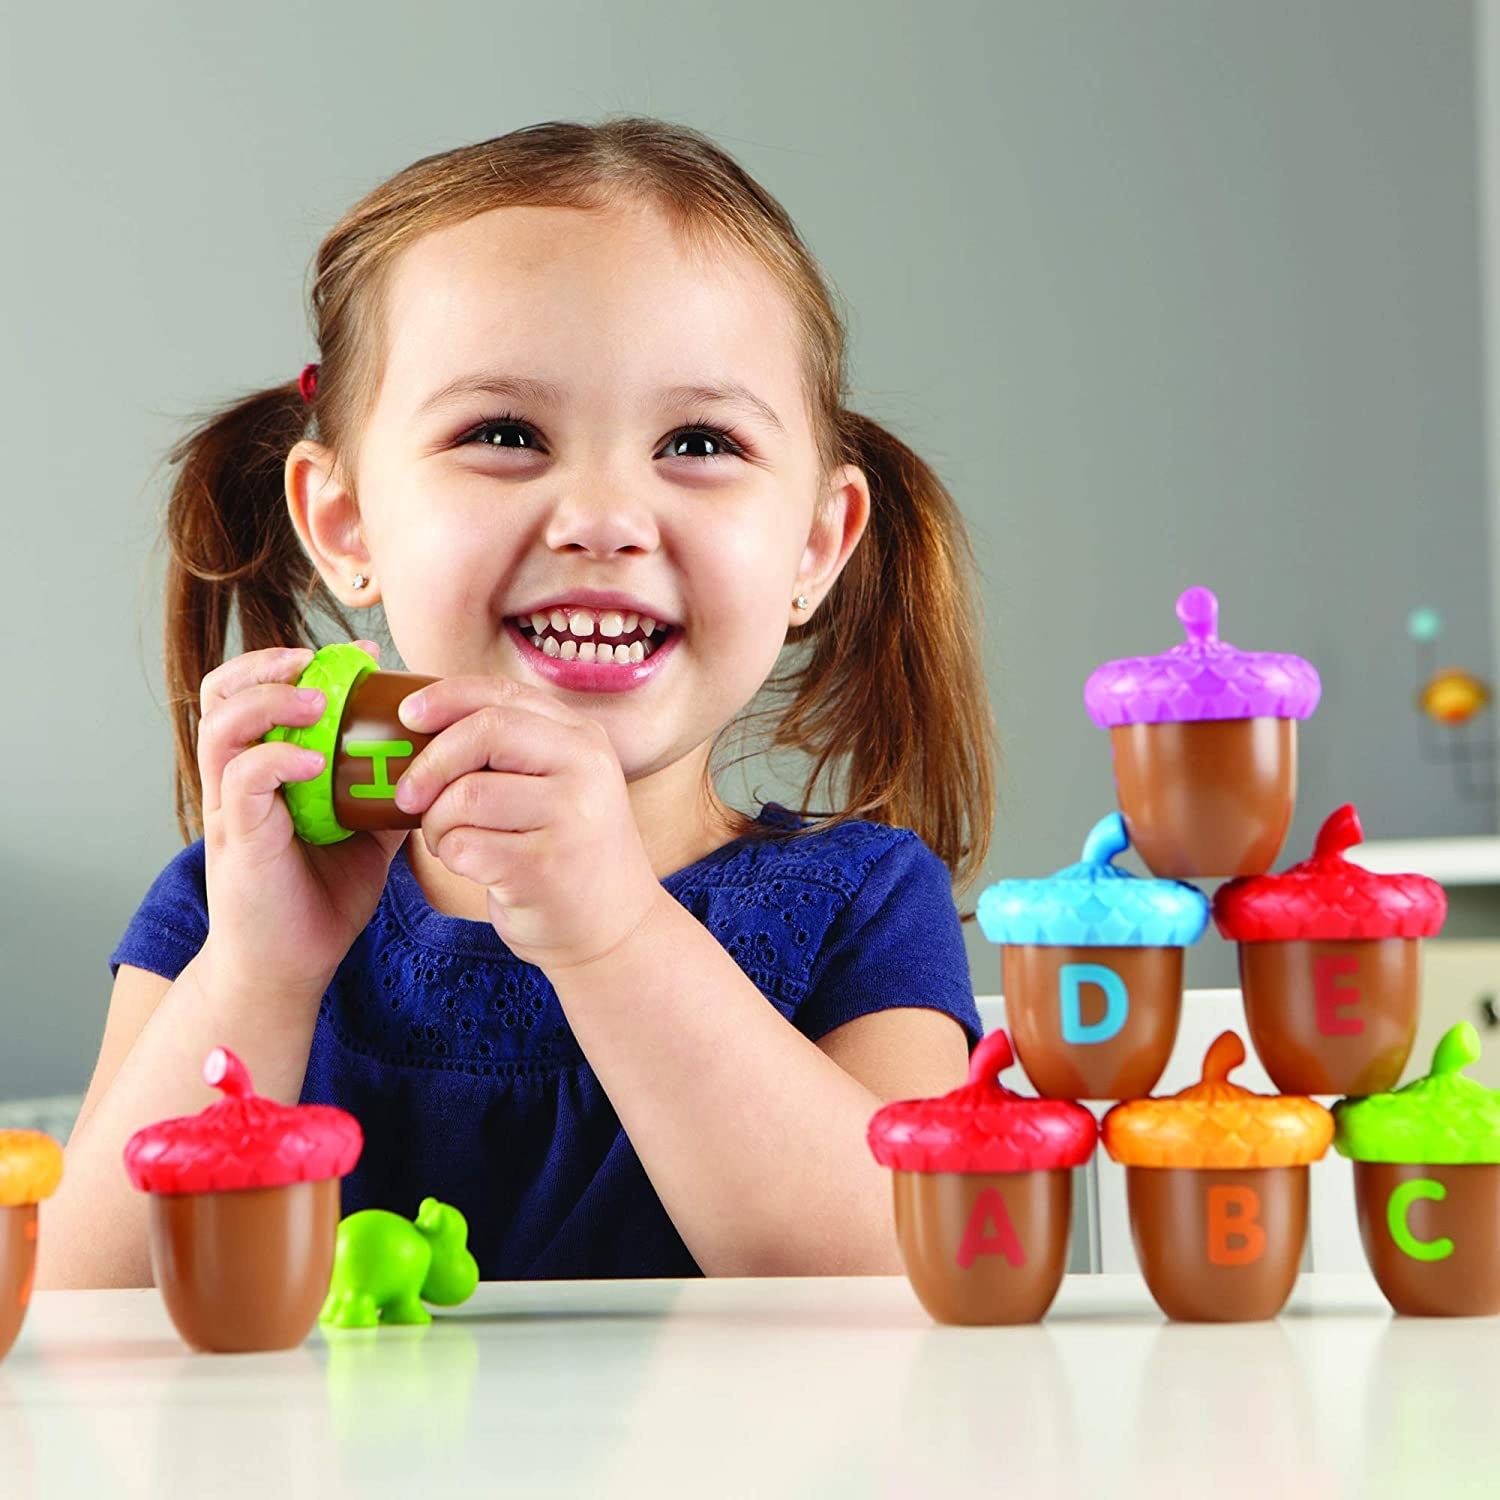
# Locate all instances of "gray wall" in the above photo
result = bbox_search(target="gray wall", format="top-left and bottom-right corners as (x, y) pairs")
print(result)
(1, 0), (1492, 1096)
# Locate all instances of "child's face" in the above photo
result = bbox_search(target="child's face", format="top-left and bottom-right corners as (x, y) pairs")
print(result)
(303, 200), (866, 786)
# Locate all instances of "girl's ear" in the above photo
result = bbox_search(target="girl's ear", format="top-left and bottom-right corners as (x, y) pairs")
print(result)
(285, 439), (378, 607)
(794, 463), (871, 618)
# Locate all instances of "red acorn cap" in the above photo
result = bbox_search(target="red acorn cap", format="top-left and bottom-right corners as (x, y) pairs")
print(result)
(123, 1047), (363, 1195)
(867, 1030), (1099, 1174)
(1213, 804), (1447, 943)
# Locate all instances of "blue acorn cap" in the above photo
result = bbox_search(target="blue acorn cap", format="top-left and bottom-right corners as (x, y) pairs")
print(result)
(976, 814), (1210, 948)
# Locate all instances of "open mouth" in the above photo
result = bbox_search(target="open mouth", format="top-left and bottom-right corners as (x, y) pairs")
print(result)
(508, 607), (675, 664)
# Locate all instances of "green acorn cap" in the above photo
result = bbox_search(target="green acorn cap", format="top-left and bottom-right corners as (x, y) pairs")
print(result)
(1333, 1024), (1500, 1164)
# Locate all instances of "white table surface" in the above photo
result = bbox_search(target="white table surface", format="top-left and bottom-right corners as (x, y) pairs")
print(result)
(2, 1273), (1495, 1499)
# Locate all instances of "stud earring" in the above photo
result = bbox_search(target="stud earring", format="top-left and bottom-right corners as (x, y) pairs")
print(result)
(351, 573), (369, 591)
(794, 595), (809, 612)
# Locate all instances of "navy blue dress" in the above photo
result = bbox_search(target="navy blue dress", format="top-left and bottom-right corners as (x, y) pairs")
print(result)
(109, 801), (982, 1278)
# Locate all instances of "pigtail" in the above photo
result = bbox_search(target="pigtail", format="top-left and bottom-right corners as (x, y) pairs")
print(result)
(770, 410), (998, 909)
(160, 381), (354, 843)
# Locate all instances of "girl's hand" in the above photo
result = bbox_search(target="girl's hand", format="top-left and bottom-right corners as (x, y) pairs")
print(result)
(197, 642), (407, 994)
(391, 675), (665, 971)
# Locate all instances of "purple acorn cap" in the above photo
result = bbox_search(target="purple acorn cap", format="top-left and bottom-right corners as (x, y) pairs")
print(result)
(1084, 587), (1321, 729)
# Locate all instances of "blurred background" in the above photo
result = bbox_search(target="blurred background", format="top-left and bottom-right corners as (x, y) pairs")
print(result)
(4, 0), (1500, 1106)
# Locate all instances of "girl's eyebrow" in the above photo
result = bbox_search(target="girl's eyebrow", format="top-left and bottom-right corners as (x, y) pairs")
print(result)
(413, 373), (785, 434)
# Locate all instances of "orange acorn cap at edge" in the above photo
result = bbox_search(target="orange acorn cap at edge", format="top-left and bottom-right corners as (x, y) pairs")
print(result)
(0, 1129), (64, 1207)
(1102, 1031), (1333, 1170)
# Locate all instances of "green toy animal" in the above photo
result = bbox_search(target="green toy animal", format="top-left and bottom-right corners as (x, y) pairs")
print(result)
(319, 1196), (480, 1329)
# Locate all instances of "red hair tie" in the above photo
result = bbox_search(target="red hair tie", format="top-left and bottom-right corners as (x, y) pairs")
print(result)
(298, 362), (320, 403)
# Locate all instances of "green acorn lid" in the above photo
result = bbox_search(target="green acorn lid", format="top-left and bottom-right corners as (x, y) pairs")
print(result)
(1333, 1024), (1500, 1164)
(263, 642), (379, 845)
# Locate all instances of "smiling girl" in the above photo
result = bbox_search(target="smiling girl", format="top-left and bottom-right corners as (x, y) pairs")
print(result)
(40, 117), (997, 1287)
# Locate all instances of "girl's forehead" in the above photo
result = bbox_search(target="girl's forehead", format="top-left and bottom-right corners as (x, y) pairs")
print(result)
(370, 204), (809, 440)
(383, 203), (796, 377)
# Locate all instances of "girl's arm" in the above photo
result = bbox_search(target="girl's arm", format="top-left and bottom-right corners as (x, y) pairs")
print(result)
(549, 889), (971, 1277)
(35, 947), (327, 1289)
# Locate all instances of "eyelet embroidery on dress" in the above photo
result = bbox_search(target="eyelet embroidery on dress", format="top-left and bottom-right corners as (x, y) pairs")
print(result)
(322, 813), (916, 1075)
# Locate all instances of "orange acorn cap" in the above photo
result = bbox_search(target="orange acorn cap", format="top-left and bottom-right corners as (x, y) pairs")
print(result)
(0, 1130), (64, 1207)
(1102, 1032), (1333, 1169)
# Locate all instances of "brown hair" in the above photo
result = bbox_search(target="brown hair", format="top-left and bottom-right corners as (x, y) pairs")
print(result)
(160, 116), (998, 905)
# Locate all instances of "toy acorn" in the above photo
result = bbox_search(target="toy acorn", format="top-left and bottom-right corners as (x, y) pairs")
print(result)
(1333, 1023), (1500, 1317)
(976, 813), (1209, 1100)
(1215, 805), (1447, 1097)
(866, 1029), (1097, 1325)
(264, 642), (438, 844)
(124, 1047), (363, 1353)
(0, 1131), (63, 1360)
(1084, 586), (1321, 879)
(1103, 1032), (1333, 1322)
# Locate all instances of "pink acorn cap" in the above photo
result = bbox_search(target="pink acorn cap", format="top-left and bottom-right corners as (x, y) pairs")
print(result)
(123, 1047), (363, 1195)
(867, 1030), (1098, 1174)
(1214, 805), (1448, 943)
(1085, 586), (1321, 728)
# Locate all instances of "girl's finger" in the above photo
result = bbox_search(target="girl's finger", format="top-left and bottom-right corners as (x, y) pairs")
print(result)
(214, 741), (326, 845)
(198, 681), (330, 820)
(420, 769), (556, 860)
(199, 645), (316, 720)
(394, 704), (588, 817)
(396, 672), (582, 738)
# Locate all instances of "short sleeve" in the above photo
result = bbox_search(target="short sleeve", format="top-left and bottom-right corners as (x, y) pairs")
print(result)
(108, 839), (210, 982)
(795, 831), (982, 1048)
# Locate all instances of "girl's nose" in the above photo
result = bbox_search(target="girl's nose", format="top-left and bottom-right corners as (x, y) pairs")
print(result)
(542, 486), (660, 557)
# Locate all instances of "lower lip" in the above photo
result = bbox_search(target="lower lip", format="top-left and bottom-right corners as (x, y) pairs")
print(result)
(505, 619), (681, 694)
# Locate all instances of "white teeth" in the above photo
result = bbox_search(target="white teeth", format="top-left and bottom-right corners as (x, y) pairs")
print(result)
(522, 607), (670, 634)
(518, 606), (670, 664)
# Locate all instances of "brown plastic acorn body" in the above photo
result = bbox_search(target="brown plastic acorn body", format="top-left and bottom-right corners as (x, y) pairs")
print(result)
(0, 1205), (39, 1359)
(331, 669), (438, 832)
(891, 1168), (1073, 1326)
(1353, 1162), (1500, 1317)
(1110, 717), (1296, 880)
(0, 1131), (64, 1361)
(1003, 945), (1182, 1100)
(148, 1181), (343, 1354)
(1240, 939), (1420, 1096)
(1124, 1165), (1308, 1322)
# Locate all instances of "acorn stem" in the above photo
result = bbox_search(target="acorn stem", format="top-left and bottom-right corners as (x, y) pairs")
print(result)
(203, 1046), (253, 1099)
(1175, 586), (1219, 647)
(1313, 804), (1363, 861)
(968, 1029), (1015, 1086)
(1432, 1022), (1481, 1077)
(1081, 813), (1129, 867)
(1201, 1031), (1246, 1085)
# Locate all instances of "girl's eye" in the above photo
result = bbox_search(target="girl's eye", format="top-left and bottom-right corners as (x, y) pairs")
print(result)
(458, 411), (747, 461)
